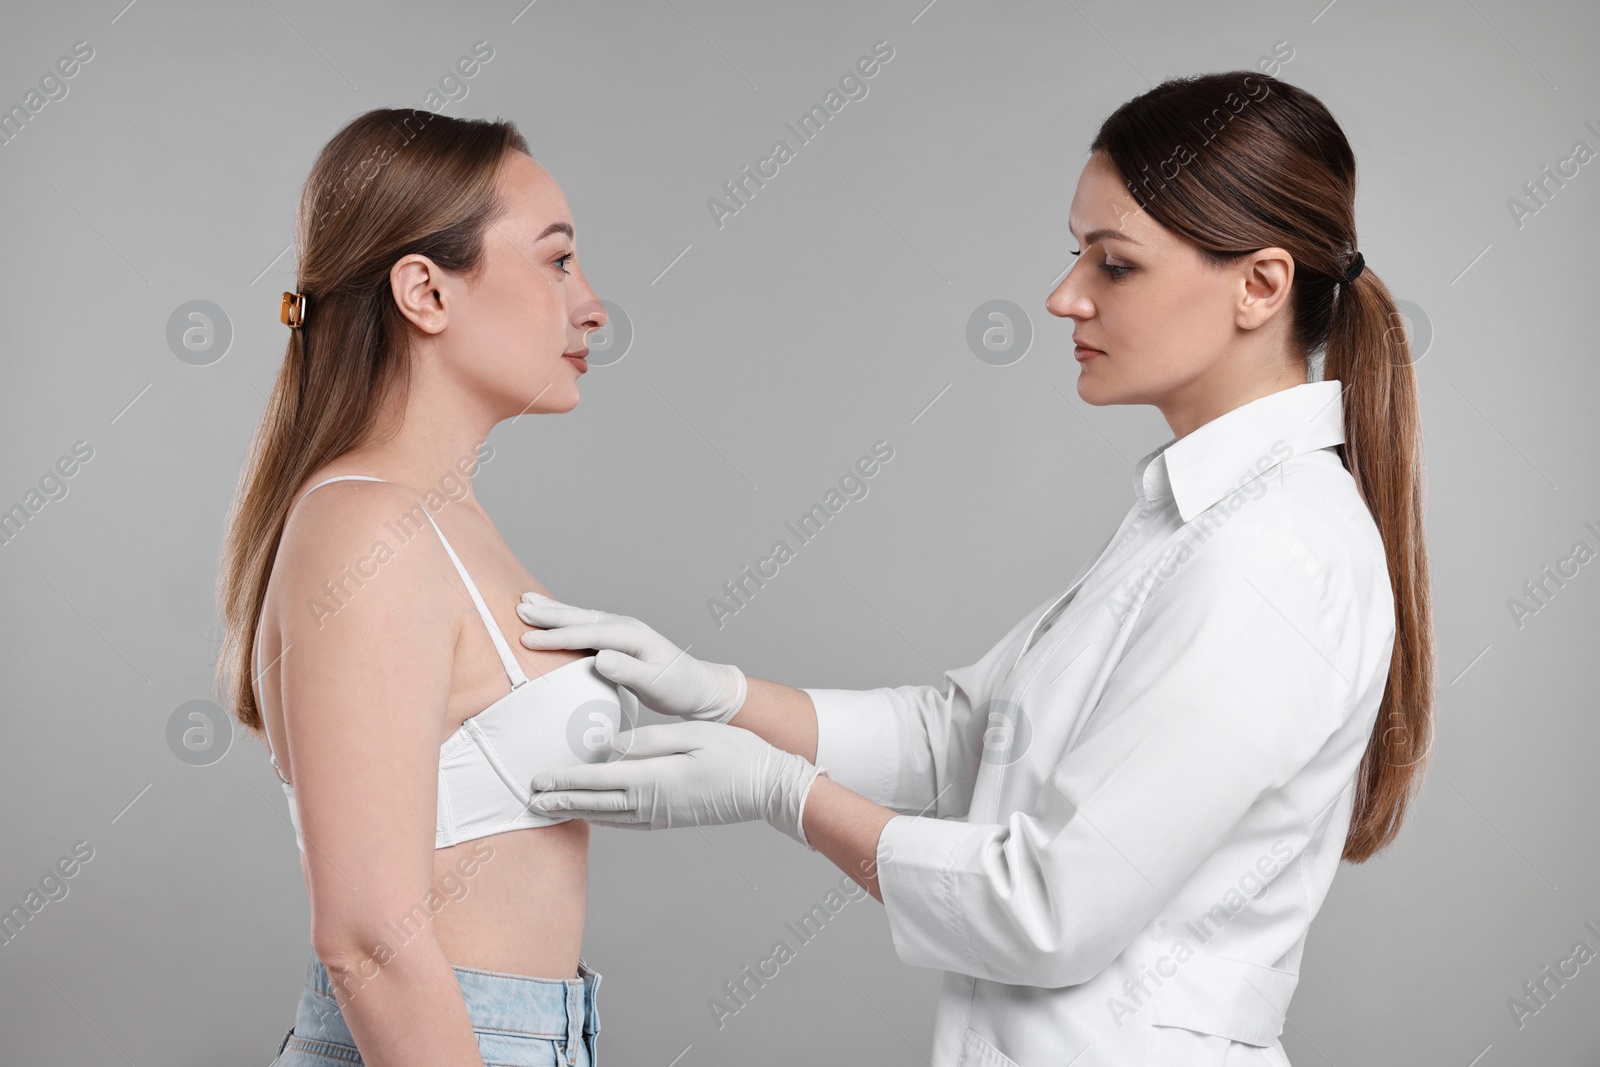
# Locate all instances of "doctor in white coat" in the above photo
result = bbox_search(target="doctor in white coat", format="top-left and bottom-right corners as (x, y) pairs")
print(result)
(511, 71), (1435, 1066)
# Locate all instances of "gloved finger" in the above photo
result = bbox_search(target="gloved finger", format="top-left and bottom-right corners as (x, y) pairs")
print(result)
(527, 762), (639, 794)
(608, 721), (720, 760)
(518, 620), (643, 654)
(521, 620), (627, 655)
(527, 745), (694, 793)
(528, 789), (634, 813)
(592, 649), (687, 695)
(515, 599), (614, 628)
(520, 591), (582, 607)
(534, 807), (652, 828)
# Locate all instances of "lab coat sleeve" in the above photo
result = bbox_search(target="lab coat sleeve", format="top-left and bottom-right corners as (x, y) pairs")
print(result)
(802, 603), (1047, 818)
(874, 523), (1381, 988)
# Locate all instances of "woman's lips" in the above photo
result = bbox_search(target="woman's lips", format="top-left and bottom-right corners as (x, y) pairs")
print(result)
(1074, 344), (1105, 361)
(562, 351), (589, 373)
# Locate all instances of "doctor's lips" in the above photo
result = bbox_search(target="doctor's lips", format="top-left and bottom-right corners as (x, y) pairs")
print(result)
(562, 347), (589, 372)
(1073, 338), (1106, 361)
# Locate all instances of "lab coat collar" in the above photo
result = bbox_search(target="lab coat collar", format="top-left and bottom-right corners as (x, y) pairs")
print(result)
(1134, 380), (1348, 522)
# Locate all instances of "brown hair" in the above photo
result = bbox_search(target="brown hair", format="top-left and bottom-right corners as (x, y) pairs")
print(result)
(1089, 72), (1434, 862)
(215, 107), (529, 737)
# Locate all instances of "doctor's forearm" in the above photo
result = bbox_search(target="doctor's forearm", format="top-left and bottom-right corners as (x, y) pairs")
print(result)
(800, 774), (897, 903)
(726, 675), (820, 763)
(730, 679), (898, 893)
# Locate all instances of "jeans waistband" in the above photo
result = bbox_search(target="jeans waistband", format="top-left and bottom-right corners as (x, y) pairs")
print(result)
(303, 948), (600, 1062)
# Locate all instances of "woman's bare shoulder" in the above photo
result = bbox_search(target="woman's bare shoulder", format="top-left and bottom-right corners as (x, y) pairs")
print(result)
(271, 473), (459, 638)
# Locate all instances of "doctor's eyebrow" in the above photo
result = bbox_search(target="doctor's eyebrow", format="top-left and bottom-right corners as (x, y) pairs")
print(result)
(1070, 226), (1143, 246)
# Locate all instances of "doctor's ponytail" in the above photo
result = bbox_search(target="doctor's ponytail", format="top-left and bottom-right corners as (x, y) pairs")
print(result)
(1322, 250), (1434, 862)
(1089, 72), (1435, 863)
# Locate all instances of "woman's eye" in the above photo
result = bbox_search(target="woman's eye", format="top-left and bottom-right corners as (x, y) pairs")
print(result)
(554, 253), (573, 274)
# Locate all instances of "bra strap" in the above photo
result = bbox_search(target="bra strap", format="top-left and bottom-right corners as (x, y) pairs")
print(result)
(415, 507), (529, 690)
(300, 473), (388, 496)
(284, 473), (528, 690)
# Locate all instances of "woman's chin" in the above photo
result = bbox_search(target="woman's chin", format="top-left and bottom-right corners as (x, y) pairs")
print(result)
(504, 383), (582, 419)
(544, 388), (582, 414)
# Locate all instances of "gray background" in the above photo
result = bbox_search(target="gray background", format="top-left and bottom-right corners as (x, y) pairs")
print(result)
(2, 0), (1596, 1063)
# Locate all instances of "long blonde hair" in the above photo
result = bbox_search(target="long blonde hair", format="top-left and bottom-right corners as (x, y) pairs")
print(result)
(215, 107), (528, 737)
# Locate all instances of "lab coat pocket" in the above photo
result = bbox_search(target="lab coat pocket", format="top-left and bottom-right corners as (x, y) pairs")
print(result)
(1146, 953), (1298, 1051)
(957, 1026), (1020, 1067)
(1146, 1022), (1232, 1067)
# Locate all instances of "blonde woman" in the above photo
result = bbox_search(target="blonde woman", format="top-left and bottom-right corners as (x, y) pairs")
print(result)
(218, 109), (612, 1066)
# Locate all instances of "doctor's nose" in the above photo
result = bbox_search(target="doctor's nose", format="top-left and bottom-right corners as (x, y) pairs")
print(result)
(1046, 262), (1092, 321)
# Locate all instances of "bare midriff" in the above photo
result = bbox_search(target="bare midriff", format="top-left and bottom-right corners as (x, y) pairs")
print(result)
(429, 819), (590, 978)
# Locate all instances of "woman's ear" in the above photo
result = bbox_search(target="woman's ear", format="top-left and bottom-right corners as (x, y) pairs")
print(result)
(390, 253), (450, 336)
(1236, 247), (1295, 332)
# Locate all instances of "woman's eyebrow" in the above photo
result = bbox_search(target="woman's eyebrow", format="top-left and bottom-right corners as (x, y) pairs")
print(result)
(535, 221), (574, 242)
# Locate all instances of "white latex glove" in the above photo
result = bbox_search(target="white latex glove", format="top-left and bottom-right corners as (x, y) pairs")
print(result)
(516, 594), (747, 724)
(525, 720), (830, 850)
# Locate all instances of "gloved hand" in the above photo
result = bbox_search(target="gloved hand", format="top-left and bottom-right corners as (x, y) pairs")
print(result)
(516, 594), (747, 724)
(525, 720), (830, 850)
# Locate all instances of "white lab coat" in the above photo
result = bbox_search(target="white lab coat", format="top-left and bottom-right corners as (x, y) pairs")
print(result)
(805, 380), (1396, 1066)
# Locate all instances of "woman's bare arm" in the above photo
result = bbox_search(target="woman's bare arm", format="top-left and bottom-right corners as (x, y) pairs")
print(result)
(275, 482), (483, 1067)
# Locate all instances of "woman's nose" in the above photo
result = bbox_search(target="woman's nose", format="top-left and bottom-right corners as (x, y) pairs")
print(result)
(574, 296), (608, 332)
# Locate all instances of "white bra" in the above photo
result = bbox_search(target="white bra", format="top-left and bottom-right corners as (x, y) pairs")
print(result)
(255, 474), (629, 851)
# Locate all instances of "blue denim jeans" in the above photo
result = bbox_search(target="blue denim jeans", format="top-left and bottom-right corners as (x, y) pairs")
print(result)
(271, 948), (601, 1066)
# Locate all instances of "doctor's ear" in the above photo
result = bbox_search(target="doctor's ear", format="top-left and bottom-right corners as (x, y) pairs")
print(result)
(1234, 247), (1294, 331)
